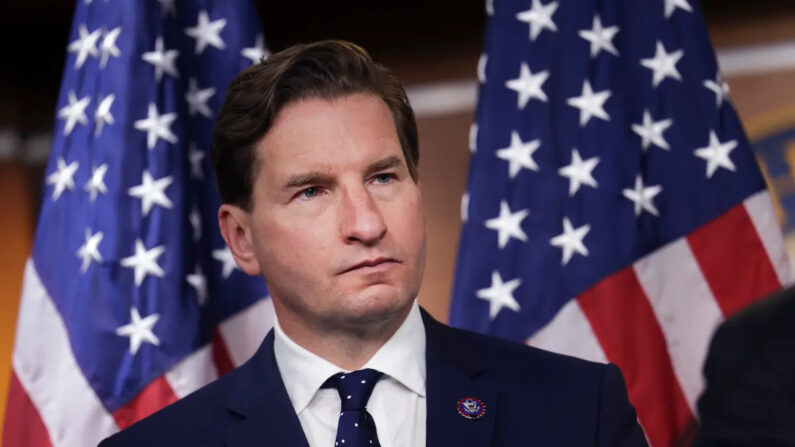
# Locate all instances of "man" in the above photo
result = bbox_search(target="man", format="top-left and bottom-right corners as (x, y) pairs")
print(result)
(100, 40), (646, 446)
(693, 286), (795, 446)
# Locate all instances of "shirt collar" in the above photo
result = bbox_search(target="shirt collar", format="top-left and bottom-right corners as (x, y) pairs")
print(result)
(273, 315), (343, 414)
(362, 302), (426, 397)
(273, 301), (426, 414)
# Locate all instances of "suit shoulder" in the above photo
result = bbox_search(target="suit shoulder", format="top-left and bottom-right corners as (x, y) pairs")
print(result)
(434, 321), (645, 445)
(440, 322), (610, 383)
(99, 366), (247, 447)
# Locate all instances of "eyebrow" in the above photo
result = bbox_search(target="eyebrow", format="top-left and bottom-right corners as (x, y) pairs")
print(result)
(284, 172), (332, 189)
(283, 156), (405, 190)
(365, 155), (403, 176)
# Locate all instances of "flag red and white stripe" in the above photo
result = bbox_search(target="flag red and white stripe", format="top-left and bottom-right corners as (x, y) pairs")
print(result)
(3, 259), (274, 446)
(529, 190), (790, 447)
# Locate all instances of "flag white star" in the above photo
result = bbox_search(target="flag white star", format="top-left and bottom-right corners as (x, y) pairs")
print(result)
(640, 41), (684, 87)
(115, 307), (160, 355)
(461, 192), (470, 223)
(703, 72), (730, 108)
(485, 200), (530, 249)
(578, 15), (619, 58)
(566, 80), (611, 126)
(128, 170), (173, 216)
(505, 63), (549, 109)
(516, 0), (559, 41)
(631, 110), (673, 151)
(185, 78), (215, 118)
(189, 206), (202, 241)
(46, 157), (79, 201)
(185, 10), (227, 54)
(550, 217), (591, 265)
(213, 246), (240, 279)
(486, 0), (495, 16)
(477, 53), (488, 83)
(121, 239), (166, 286)
(99, 26), (121, 68)
(622, 175), (663, 217)
(76, 228), (103, 273)
(58, 91), (91, 136)
(187, 264), (209, 306)
(469, 123), (478, 154)
(496, 131), (541, 178)
(694, 130), (738, 178)
(158, 0), (176, 17)
(188, 144), (205, 179)
(67, 24), (101, 69)
(477, 271), (522, 320)
(664, 0), (692, 19)
(94, 93), (115, 136)
(134, 103), (178, 149)
(84, 163), (108, 201)
(141, 37), (179, 81)
(241, 34), (269, 65)
(558, 148), (599, 196)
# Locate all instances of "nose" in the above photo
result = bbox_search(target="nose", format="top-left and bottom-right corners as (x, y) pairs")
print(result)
(339, 185), (387, 246)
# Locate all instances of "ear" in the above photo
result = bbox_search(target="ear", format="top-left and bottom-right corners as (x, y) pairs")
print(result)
(218, 204), (263, 276)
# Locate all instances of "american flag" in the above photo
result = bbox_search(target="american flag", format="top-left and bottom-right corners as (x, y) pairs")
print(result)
(3, 1), (273, 446)
(451, 0), (791, 445)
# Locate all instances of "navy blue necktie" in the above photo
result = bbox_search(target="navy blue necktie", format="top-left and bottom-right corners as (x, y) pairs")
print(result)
(323, 368), (384, 447)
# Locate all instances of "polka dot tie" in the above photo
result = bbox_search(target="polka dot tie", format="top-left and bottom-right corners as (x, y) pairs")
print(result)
(322, 368), (384, 447)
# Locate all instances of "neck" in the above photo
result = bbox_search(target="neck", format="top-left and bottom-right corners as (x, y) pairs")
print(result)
(273, 302), (413, 371)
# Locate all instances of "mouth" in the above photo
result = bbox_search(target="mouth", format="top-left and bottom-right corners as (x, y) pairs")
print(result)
(339, 257), (400, 275)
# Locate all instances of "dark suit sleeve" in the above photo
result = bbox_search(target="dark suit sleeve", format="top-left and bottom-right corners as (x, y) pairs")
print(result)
(597, 363), (648, 447)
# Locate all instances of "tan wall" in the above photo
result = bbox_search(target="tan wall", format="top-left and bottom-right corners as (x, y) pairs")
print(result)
(0, 164), (34, 438)
(415, 113), (474, 321)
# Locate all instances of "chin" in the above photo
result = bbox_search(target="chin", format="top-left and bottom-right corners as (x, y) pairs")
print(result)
(338, 284), (414, 324)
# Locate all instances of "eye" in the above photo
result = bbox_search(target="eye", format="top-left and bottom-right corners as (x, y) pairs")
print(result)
(300, 186), (320, 199)
(372, 173), (394, 184)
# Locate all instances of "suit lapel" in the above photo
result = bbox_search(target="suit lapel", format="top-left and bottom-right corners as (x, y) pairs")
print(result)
(422, 310), (497, 447)
(223, 331), (310, 447)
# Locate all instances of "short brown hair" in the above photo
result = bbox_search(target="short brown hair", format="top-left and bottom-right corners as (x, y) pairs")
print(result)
(211, 40), (419, 210)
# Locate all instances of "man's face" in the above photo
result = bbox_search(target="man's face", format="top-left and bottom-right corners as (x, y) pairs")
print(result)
(245, 93), (426, 330)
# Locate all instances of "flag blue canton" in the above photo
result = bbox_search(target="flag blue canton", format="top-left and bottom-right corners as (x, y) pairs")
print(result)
(451, 0), (766, 340)
(33, 0), (269, 412)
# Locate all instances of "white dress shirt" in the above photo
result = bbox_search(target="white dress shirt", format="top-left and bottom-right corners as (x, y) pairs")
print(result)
(273, 301), (427, 447)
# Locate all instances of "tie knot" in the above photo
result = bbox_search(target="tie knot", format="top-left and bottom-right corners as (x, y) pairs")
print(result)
(323, 368), (383, 411)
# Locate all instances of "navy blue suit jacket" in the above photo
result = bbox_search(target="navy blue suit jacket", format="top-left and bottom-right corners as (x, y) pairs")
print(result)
(693, 287), (795, 446)
(100, 309), (646, 446)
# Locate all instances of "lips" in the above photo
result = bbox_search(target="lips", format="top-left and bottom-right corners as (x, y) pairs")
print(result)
(340, 257), (399, 274)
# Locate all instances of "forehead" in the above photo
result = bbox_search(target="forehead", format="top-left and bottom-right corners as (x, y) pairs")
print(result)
(256, 93), (402, 173)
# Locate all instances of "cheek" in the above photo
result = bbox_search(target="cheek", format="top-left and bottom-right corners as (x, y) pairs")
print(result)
(254, 216), (329, 281)
(390, 191), (426, 255)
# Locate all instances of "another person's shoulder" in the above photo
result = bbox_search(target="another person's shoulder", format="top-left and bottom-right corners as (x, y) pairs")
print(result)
(717, 285), (795, 340)
(98, 364), (247, 447)
(694, 286), (795, 446)
(705, 285), (795, 370)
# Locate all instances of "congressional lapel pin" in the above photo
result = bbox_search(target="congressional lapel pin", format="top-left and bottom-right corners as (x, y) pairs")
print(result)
(457, 397), (486, 420)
